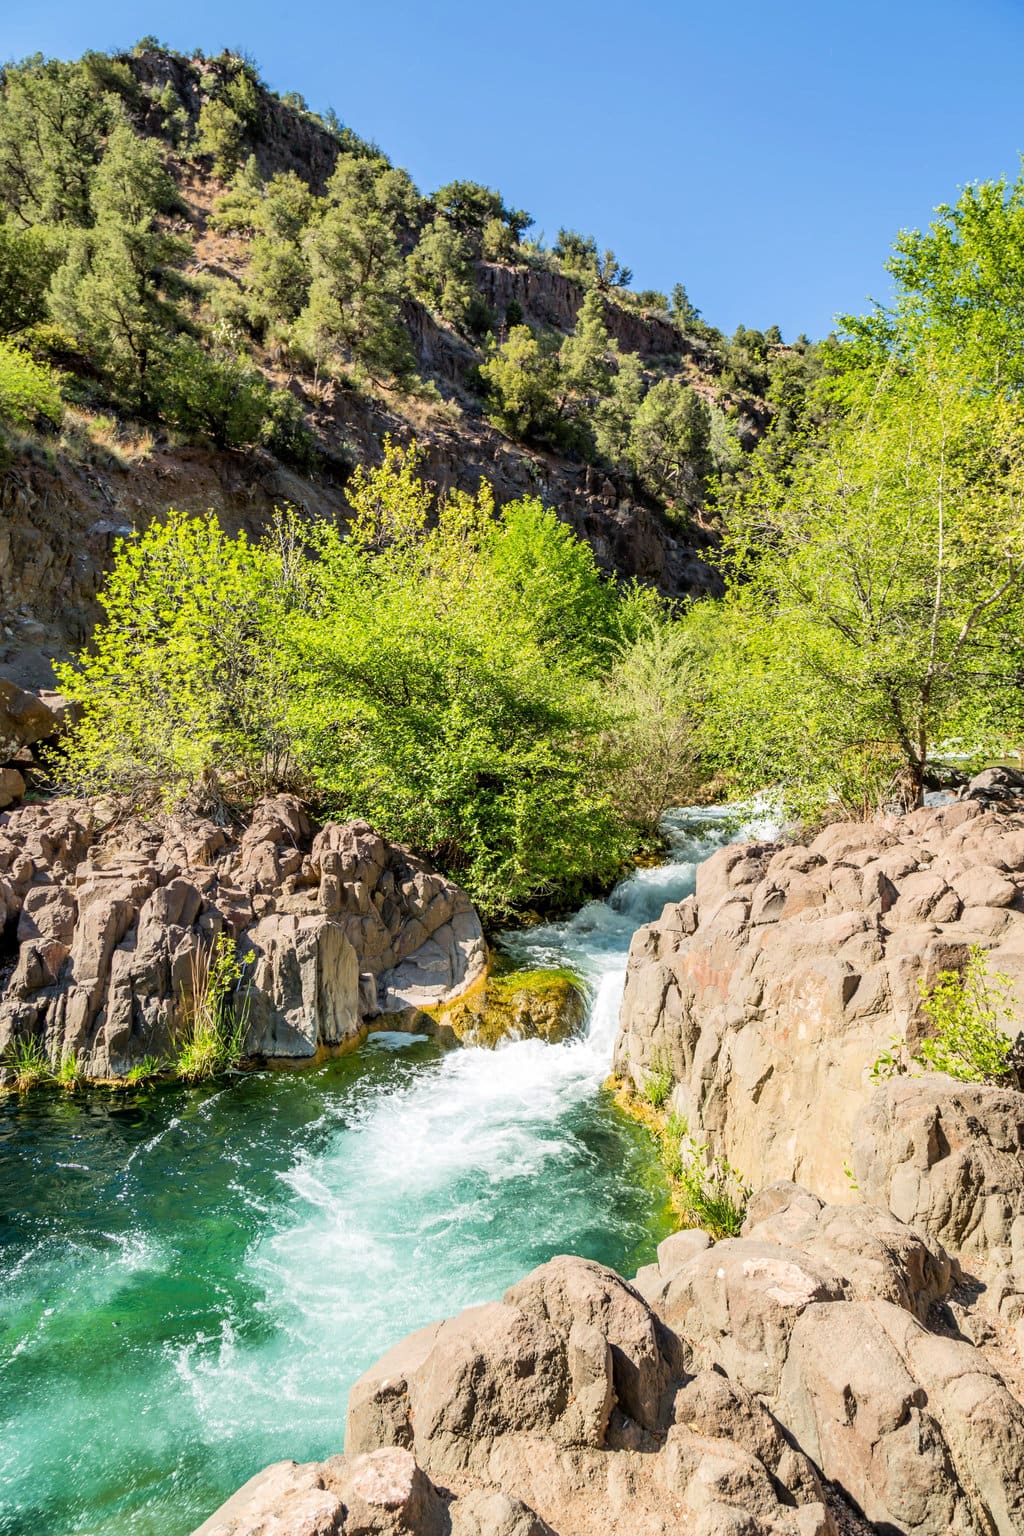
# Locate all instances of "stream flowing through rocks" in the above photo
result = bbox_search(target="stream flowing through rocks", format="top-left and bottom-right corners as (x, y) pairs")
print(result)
(0, 806), (763, 1536)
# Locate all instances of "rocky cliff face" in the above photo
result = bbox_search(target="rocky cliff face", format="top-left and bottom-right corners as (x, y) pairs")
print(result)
(0, 793), (485, 1077)
(614, 787), (1024, 1201)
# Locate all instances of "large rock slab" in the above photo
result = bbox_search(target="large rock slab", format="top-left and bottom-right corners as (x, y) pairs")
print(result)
(0, 795), (486, 1076)
(853, 1075), (1024, 1324)
(345, 1254), (837, 1536)
(192, 1447), (448, 1536)
(777, 1298), (1024, 1535)
(615, 797), (1024, 1199)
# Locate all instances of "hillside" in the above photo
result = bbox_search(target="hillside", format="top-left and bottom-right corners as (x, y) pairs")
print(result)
(0, 42), (820, 691)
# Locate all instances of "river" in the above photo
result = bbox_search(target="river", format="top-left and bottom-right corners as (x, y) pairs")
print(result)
(0, 805), (752, 1536)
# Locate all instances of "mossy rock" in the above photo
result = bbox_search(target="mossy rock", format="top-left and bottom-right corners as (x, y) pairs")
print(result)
(432, 967), (587, 1048)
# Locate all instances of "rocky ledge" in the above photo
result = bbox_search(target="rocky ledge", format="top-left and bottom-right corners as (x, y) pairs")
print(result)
(196, 1164), (1024, 1536)
(0, 793), (486, 1077)
(615, 777), (1024, 1201)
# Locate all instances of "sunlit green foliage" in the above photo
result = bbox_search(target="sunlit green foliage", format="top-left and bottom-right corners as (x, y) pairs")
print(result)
(0, 339), (63, 429)
(480, 325), (561, 443)
(627, 378), (711, 507)
(0, 222), (63, 335)
(916, 948), (1018, 1083)
(688, 358), (1024, 814)
(55, 444), (695, 914)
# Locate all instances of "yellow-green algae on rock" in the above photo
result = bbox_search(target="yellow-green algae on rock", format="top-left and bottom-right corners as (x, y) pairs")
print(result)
(426, 966), (588, 1048)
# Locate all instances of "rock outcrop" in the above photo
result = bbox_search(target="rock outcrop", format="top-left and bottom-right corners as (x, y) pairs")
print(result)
(854, 1074), (1024, 1333)
(615, 795), (1024, 1199)
(0, 794), (486, 1077)
(199, 1193), (1024, 1536)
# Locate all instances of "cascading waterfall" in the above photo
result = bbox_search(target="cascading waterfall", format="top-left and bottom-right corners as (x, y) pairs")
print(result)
(0, 805), (762, 1536)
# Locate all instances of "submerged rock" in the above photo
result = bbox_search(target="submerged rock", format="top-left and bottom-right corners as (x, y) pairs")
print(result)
(427, 968), (587, 1049)
(0, 794), (486, 1078)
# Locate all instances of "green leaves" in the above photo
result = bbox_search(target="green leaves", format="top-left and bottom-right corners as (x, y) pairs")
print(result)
(55, 448), (693, 917)
(0, 339), (63, 429)
(916, 948), (1018, 1083)
(690, 351), (1024, 815)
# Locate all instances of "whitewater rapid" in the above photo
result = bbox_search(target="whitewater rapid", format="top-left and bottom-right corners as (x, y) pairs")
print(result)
(0, 804), (764, 1536)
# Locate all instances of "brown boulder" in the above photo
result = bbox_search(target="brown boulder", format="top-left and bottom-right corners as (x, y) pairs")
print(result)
(615, 797), (1024, 1199)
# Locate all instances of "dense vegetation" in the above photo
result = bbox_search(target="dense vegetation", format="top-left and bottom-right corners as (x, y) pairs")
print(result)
(55, 443), (701, 916)
(0, 42), (810, 518)
(684, 168), (1024, 814)
(12, 38), (1024, 908)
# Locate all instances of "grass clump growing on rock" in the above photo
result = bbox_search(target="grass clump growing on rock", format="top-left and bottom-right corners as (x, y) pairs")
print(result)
(2, 1036), (52, 1091)
(612, 1080), (751, 1240)
(54, 1048), (84, 1092)
(641, 1049), (673, 1109)
(120, 1055), (165, 1088)
(672, 1130), (750, 1239)
(176, 933), (250, 1082)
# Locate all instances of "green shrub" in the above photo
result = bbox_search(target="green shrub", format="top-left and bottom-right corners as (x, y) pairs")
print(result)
(162, 341), (312, 461)
(0, 339), (63, 429)
(916, 947), (1018, 1082)
(869, 948), (1019, 1085)
(54, 443), (702, 917)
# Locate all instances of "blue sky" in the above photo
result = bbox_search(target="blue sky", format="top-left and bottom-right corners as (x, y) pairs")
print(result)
(4, 0), (1024, 340)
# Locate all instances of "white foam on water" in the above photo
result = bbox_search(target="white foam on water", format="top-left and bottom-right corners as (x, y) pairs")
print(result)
(173, 804), (766, 1452)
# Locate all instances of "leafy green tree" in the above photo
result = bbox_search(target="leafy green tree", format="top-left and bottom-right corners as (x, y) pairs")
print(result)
(248, 235), (312, 324)
(298, 154), (418, 382)
(196, 59), (261, 179)
(432, 180), (530, 246)
(480, 325), (561, 442)
(876, 166), (1024, 390)
(627, 378), (712, 506)
(407, 217), (476, 326)
(593, 351), (645, 466)
(554, 228), (599, 282)
(559, 289), (615, 401)
(721, 325), (770, 395)
(597, 249), (632, 290)
(0, 55), (111, 226)
(49, 120), (188, 410)
(482, 215), (516, 262)
(692, 359), (1024, 812)
(197, 96), (246, 179)
(55, 510), (292, 798)
(0, 339), (63, 429)
(670, 283), (701, 329)
(0, 221), (62, 334)
(599, 612), (704, 832)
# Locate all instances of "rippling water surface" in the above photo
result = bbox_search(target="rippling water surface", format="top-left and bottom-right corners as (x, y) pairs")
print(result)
(0, 807), (751, 1536)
